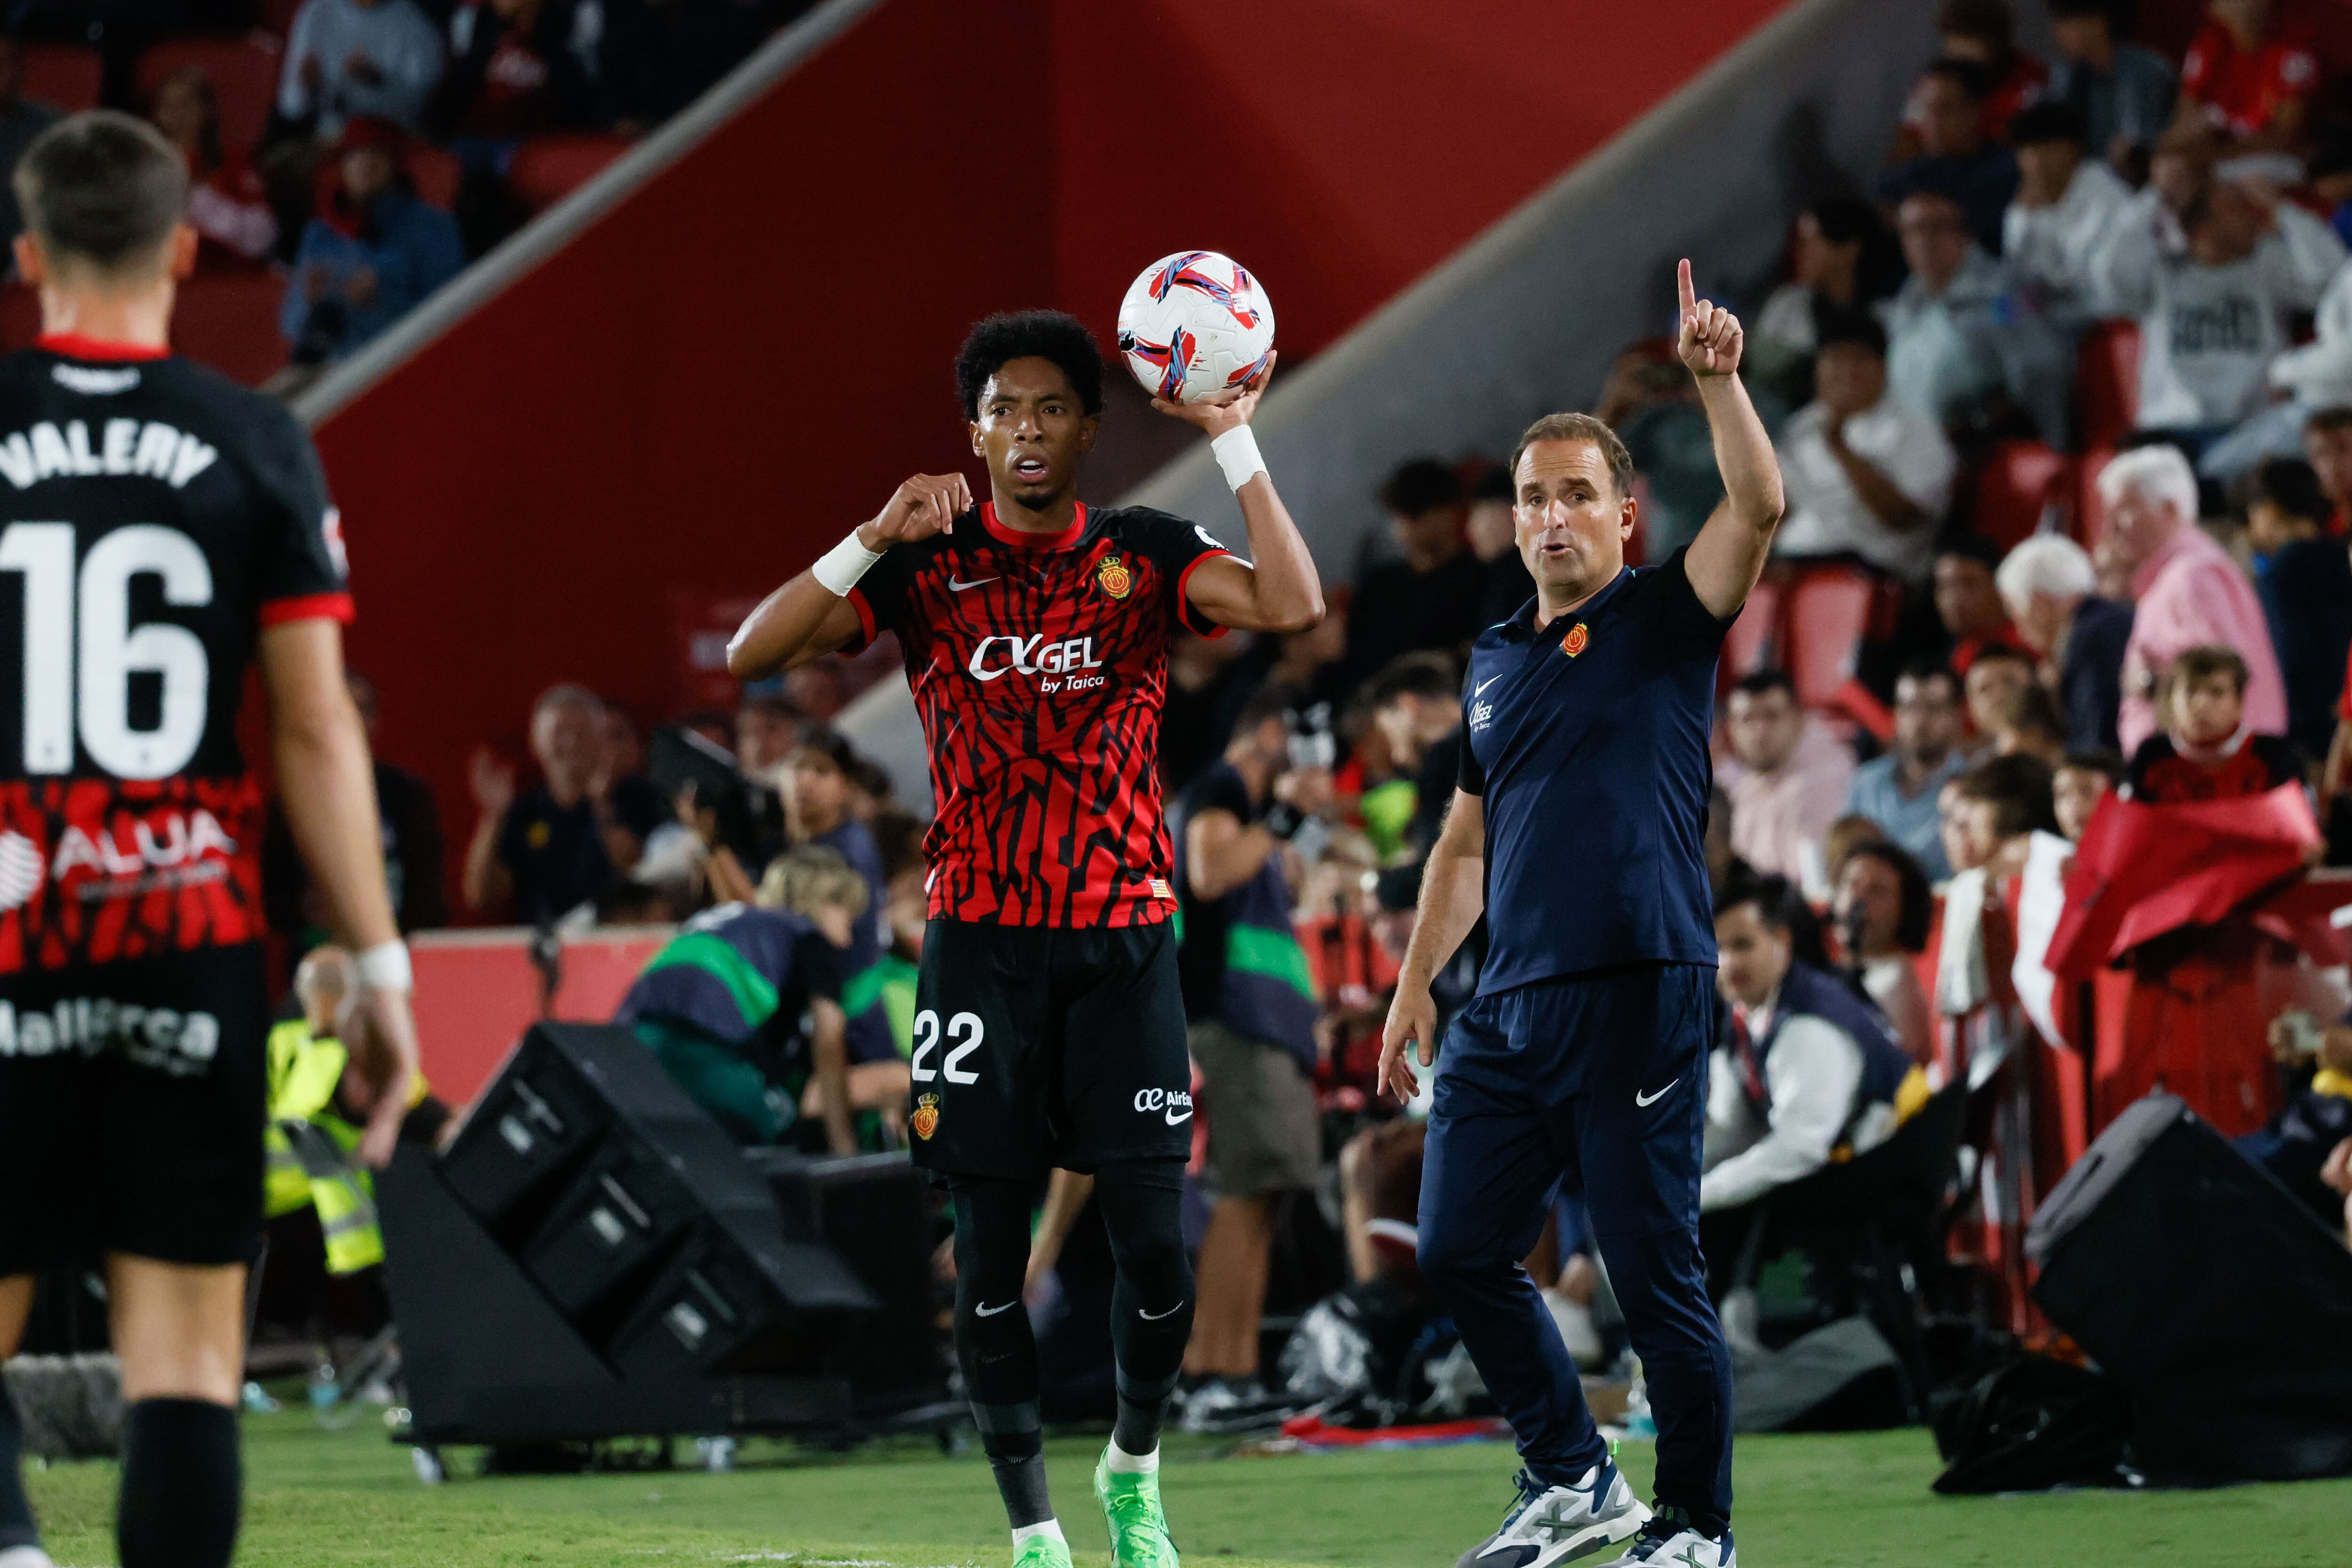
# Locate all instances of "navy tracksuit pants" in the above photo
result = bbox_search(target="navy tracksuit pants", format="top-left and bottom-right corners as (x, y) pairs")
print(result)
(1416, 961), (1733, 1528)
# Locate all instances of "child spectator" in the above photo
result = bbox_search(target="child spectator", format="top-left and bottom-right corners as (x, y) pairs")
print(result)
(2177, 0), (2319, 153)
(1832, 839), (1937, 1062)
(1877, 59), (2019, 255)
(1773, 310), (1955, 584)
(277, 0), (447, 138)
(281, 116), (465, 363)
(2003, 100), (2130, 326)
(1995, 533), (2133, 753)
(2046, 0), (2178, 176)
(2126, 645), (2304, 803)
(1963, 641), (2037, 746)
(153, 66), (278, 267)
(1884, 189), (2071, 443)
(2052, 748), (2124, 841)
(2243, 457), (2352, 757)
(1750, 197), (1902, 413)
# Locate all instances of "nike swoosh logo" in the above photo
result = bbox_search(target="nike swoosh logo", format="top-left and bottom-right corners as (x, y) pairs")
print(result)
(1139, 1302), (1184, 1321)
(1165, 1107), (1192, 1125)
(974, 1300), (1017, 1317)
(1474, 674), (1502, 696)
(1635, 1078), (1679, 1107)
(948, 576), (1000, 592)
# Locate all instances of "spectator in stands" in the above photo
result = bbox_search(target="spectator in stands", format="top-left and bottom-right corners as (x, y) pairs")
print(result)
(1996, 532), (2133, 753)
(1885, 189), (2072, 443)
(278, 0), (447, 138)
(1932, 0), (2046, 144)
(1463, 466), (1533, 629)
(1832, 839), (1936, 1063)
(1876, 59), (2019, 255)
(1934, 533), (2027, 674)
(2244, 457), (2352, 757)
(1773, 310), (1956, 584)
(1947, 750), (2061, 885)
(1367, 654), (1462, 864)
(1253, 600), (1352, 717)
(462, 683), (667, 923)
(735, 690), (798, 773)
(2097, 444), (2288, 751)
(598, 0), (764, 133)
(1175, 685), (1329, 1428)
(2177, 0), (2319, 154)
(2046, 0), (2178, 177)
(1988, 679), (2070, 764)
(1750, 198), (1902, 415)
(1343, 458), (1483, 684)
(282, 116), (466, 363)
(1845, 661), (1968, 881)
(152, 66), (278, 267)
(2003, 101), (2130, 328)
(1702, 872), (1915, 1215)
(1723, 669), (1853, 895)
(1962, 641), (2037, 747)
(0, 37), (58, 256)
(435, 0), (598, 146)
(1595, 340), (1724, 562)
(2091, 171), (2344, 447)
(2125, 644), (2305, 802)
(2052, 749), (2123, 840)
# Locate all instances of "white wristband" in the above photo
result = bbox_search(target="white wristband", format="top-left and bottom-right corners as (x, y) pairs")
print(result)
(1210, 425), (1267, 492)
(355, 939), (412, 993)
(811, 529), (883, 597)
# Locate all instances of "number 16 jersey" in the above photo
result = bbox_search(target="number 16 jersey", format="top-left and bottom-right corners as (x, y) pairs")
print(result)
(0, 336), (352, 974)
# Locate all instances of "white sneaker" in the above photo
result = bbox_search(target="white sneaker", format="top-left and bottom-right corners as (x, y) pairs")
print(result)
(0, 1545), (58, 1568)
(1454, 1463), (1651, 1568)
(1597, 1523), (1735, 1567)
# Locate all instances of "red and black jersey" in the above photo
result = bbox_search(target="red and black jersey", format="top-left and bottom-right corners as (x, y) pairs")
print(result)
(2125, 731), (2304, 805)
(0, 336), (351, 974)
(847, 501), (1233, 928)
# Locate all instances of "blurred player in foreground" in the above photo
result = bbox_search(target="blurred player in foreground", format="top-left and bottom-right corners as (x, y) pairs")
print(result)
(1382, 262), (1782, 1568)
(727, 311), (1321, 1568)
(0, 113), (419, 1568)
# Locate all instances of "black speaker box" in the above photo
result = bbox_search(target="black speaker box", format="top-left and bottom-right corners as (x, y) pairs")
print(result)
(2027, 1093), (2352, 1483)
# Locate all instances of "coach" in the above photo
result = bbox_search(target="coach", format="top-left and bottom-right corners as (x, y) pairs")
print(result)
(1381, 261), (1781, 1568)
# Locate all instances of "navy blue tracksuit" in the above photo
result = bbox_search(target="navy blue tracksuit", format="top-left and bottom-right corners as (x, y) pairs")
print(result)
(1422, 549), (1735, 1530)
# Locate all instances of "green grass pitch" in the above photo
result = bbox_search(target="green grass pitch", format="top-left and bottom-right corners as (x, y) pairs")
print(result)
(22, 1410), (2352, 1567)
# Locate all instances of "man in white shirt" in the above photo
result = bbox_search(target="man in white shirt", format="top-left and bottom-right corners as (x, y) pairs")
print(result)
(2004, 100), (2133, 329)
(1701, 875), (1911, 1215)
(277, 0), (446, 138)
(1885, 191), (2074, 444)
(1772, 311), (1956, 584)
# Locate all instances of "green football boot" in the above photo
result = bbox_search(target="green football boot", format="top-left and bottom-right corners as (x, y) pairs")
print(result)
(1012, 1528), (1073, 1568)
(1093, 1449), (1180, 1568)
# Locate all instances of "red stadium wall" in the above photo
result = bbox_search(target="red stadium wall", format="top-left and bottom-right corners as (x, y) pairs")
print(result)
(315, 0), (1795, 913)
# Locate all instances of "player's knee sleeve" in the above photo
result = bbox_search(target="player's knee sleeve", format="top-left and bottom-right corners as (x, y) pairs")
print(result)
(0, 1378), (39, 1550)
(117, 1397), (239, 1568)
(949, 1178), (1041, 1415)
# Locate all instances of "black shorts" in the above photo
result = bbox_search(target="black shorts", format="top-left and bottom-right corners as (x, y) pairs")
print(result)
(909, 919), (1192, 1179)
(0, 944), (269, 1274)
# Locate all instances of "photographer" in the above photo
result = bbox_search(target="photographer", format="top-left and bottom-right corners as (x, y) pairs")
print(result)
(1173, 685), (1335, 1429)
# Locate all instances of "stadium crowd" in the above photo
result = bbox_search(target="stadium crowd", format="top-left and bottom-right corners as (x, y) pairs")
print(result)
(253, 0), (2352, 1437)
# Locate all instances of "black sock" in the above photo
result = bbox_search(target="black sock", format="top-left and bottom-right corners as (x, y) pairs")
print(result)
(118, 1398), (240, 1568)
(950, 1178), (1055, 1528)
(0, 1381), (38, 1552)
(1097, 1163), (1193, 1457)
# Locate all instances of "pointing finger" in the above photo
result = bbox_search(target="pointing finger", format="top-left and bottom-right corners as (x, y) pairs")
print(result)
(1677, 257), (1695, 318)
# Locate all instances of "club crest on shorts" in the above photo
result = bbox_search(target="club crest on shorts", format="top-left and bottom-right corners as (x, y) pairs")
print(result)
(1560, 621), (1590, 658)
(1095, 553), (1134, 599)
(912, 1092), (940, 1141)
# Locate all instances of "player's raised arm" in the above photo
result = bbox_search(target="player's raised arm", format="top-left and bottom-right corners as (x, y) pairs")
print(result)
(1674, 257), (1786, 620)
(725, 471), (973, 679)
(1151, 354), (1325, 634)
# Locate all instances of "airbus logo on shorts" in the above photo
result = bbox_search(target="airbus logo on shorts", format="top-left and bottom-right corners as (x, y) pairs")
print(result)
(1134, 1087), (1193, 1124)
(0, 997), (222, 1077)
(968, 634), (1106, 693)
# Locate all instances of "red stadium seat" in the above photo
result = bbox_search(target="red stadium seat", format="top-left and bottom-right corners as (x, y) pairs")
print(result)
(1973, 440), (2069, 552)
(2075, 318), (2141, 453)
(171, 270), (288, 387)
(1724, 574), (1780, 678)
(1783, 565), (1875, 713)
(507, 133), (633, 212)
(2074, 446), (2118, 548)
(408, 144), (461, 211)
(21, 43), (101, 112)
(137, 35), (285, 159)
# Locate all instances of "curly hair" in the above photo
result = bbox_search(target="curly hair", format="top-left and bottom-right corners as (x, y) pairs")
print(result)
(955, 310), (1104, 421)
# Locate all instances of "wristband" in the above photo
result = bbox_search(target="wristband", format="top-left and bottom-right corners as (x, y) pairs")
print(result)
(355, 939), (413, 993)
(1210, 425), (1267, 492)
(811, 529), (883, 597)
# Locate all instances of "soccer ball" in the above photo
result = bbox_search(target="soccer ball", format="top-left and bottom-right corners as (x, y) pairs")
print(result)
(1115, 251), (1276, 406)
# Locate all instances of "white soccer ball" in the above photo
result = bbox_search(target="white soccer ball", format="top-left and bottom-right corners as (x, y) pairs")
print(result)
(1114, 250), (1275, 406)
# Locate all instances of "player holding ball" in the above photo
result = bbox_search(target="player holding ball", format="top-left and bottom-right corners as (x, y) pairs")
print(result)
(727, 263), (1319, 1568)
(1381, 261), (1781, 1568)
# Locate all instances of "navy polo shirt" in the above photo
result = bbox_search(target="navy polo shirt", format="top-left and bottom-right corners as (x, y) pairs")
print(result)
(1457, 547), (1735, 995)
